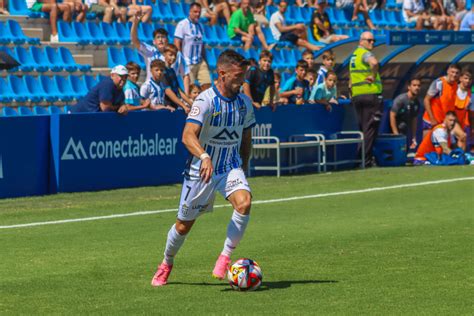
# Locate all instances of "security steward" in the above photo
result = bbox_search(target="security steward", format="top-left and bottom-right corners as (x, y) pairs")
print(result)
(349, 31), (383, 167)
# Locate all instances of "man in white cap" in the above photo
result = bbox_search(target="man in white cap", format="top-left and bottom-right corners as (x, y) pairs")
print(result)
(71, 65), (129, 114)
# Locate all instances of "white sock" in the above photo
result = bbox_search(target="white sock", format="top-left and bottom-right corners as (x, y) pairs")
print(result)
(222, 210), (250, 257)
(163, 224), (186, 265)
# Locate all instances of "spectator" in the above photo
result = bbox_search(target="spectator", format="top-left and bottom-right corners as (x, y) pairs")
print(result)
(263, 72), (287, 106)
(174, 2), (212, 93)
(26, 0), (72, 43)
(70, 65), (129, 114)
(336, 0), (375, 30)
(269, 1), (322, 52)
(84, 0), (114, 23)
(427, 0), (447, 30)
(253, 0), (269, 27)
(349, 32), (383, 167)
(402, 0), (431, 30)
(140, 59), (172, 111)
(454, 69), (472, 131)
(228, 0), (241, 12)
(460, 6), (474, 30)
(390, 78), (422, 150)
(310, 70), (338, 111)
(414, 111), (457, 165)
(302, 49), (317, 72)
(161, 44), (193, 113)
(0, 0), (9, 15)
(243, 50), (276, 110)
(316, 50), (335, 85)
(124, 62), (151, 111)
(306, 68), (317, 94)
(116, 0), (153, 23)
(451, 0), (468, 30)
(423, 64), (460, 133)
(280, 60), (310, 105)
(197, 0), (231, 25)
(64, 0), (87, 22)
(227, 0), (272, 51)
(311, 0), (349, 44)
(189, 84), (202, 102)
(131, 13), (190, 88)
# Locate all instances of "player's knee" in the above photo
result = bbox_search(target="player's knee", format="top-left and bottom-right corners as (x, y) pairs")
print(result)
(175, 221), (193, 235)
(234, 195), (251, 214)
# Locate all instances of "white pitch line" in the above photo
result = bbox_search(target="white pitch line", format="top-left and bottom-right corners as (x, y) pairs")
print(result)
(1, 176), (473, 230)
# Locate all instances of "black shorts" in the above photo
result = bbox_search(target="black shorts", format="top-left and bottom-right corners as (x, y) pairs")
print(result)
(279, 32), (299, 44)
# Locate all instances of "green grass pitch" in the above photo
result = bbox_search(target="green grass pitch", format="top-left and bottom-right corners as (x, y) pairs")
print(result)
(1, 166), (473, 314)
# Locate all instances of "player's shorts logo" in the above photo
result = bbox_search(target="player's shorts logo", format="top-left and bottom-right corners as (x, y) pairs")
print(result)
(189, 106), (200, 116)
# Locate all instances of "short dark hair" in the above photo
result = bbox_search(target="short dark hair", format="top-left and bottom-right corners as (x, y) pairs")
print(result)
(190, 2), (201, 10)
(126, 61), (141, 73)
(164, 43), (178, 55)
(296, 60), (309, 70)
(446, 111), (456, 117)
(302, 49), (313, 57)
(217, 50), (250, 69)
(274, 72), (281, 80)
(153, 28), (168, 39)
(321, 50), (334, 60)
(259, 49), (273, 61)
(326, 70), (337, 79)
(460, 68), (472, 78)
(448, 63), (461, 71)
(190, 83), (202, 92)
(408, 77), (421, 85)
(150, 59), (166, 70)
(307, 69), (317, 77)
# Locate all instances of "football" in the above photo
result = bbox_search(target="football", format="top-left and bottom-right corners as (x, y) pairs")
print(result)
(227, 258), (262, 291)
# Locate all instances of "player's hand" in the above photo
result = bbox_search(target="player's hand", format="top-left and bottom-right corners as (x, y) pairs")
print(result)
(365, 75), (375, 83)
(252, 102), (262, 109)
(117, 105), (128, 115)
(430, 118), (437, 126)
(183, 105), (191, 114)
(200, 158), (213, 183)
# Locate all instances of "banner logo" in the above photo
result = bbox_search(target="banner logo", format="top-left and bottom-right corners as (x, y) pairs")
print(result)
(61, 138), (88, 160)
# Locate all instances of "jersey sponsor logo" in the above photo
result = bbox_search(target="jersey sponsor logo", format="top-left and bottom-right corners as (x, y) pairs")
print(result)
(212, 111), (221, 117)
(189, 106), (200, 116)
(213, 129), (239, 140)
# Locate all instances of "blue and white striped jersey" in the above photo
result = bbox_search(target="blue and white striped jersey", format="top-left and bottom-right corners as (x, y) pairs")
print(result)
(138, 43), (190, 81)
(174, 18), (204, 66)
(184, 86), (256, 180)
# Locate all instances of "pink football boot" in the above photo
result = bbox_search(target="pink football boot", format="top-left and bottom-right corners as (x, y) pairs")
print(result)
(212, 254), (231, 280)
(151, 262), (173, 287)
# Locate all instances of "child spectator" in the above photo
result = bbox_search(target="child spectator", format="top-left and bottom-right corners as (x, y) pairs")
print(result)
(316, 50), (335, 85)
(141, 59), (172, 111)
(26, 0), (72, 42)
(306, 68), (317, 99)
(243, 50), (276, 110)
(189, 84), (202, 102)
(263, 72), (287, 106)
(124, 62), (151, 111)
(280, 60), (310, 105)
(161, 44), (193, 113)
(310, 70), (338, 111)
(302, 49), (317, 72)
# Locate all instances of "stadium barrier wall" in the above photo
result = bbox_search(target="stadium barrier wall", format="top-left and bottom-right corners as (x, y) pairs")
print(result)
(1, 104), (350, 198)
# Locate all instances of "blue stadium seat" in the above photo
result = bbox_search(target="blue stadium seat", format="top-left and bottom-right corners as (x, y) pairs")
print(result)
(0, 77), (13, 103)
(24, 75), (46, 103)
(107, 47), (127, 68)
(33, 106), (49, 115)
(247, 48), (260, 61)
(29, 46), (51, 72)
(69, 75), (88, 99)
(137, 22), (150, 43)
(123, 47), (145, 69)
(8, 75), (29, 102)
(292, 49), (302, 62)
(281, 72), (293, 86)
(53, 75), (75, 102)
(203, 25), (219, 47)
(8, 0), (30, 16)
(0, 22), (12, 44)
(0, 46), (20, 72)
(236, 48), (249, 59)
(72, 22), (93, 45)
(221, 25), (241, 46)
(157, 2), (173, 22)
(63, 105), (72, 113)
(96, 74), (107, 83)
(2, 107), (18, 116)
(85, 22), (106, 45)
(39, 75), (62, 102)
(7, 20), (40, 44)
(13, 46), (35, 72)
(57, 47), (79, 72)
(168, 1), (186, 22)
(99, 22), (120, 45)
(83, 75), (98, 91)
(382, 10), (399, 28)
(44, 47), (65, 72)
(214, 25), (231, 46)
(48, 105), (63, 114)
(58, 21), (79, 43)
(113, 22), (131, 45)
(18, 106), (33, 116)
(206, 48), (218, 70)
(164, 24), (175, 41)
(271, 50), (287, 70)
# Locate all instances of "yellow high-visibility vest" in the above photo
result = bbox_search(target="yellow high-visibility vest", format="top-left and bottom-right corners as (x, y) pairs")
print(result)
(349, 47), (382, 97)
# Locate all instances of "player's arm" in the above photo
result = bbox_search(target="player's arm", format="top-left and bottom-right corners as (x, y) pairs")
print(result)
(240, 127), (252, 173)
(182, 122), (213, 182)
(164, 88), (189, 113)
(130, 11), (142, 50)
(389, 111), (399, 134)
(423, 94), (436, 125)
(438, 141), (452, 155)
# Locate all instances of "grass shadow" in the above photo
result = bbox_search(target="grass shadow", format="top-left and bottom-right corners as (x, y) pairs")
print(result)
(169, 280), (338, 291)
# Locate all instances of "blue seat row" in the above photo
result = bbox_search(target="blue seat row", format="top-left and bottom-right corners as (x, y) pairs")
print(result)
(0, 20), (40, 45)
(107, 47), (146, 69)
(0, 46), (90, 73)
(8, 0), (48, 18)
(58, 21), (175, 45)
(0, 74), (103, 103)
(0, 105), (68, 116)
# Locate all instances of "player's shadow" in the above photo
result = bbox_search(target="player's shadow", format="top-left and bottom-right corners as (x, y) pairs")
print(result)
(171, 280), (338, 291)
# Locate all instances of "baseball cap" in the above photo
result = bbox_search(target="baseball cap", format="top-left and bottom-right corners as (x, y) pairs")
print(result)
(111, 65), (128, 76)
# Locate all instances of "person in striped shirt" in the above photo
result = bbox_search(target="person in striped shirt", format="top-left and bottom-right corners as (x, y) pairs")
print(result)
(150, 50), (256, 286)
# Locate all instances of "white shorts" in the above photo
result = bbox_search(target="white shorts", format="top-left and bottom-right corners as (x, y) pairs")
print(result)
(177, 168), (251, 221)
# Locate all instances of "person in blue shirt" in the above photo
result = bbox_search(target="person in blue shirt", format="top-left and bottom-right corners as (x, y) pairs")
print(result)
(70, 65), (129, 114)
(124, 61), (150, 111)
(310, 70), (338, 111)
(280, 60), (310, 104)
(460, 7), (474, 31)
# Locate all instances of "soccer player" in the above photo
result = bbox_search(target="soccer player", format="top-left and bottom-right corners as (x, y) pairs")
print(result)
(150, 50), (256, 286)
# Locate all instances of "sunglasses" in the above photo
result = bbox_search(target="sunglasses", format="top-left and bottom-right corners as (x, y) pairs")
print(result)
(364, 38), (376, 43)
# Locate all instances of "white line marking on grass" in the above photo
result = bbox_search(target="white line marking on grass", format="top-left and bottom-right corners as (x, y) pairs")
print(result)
(1, 176), (473, 230)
